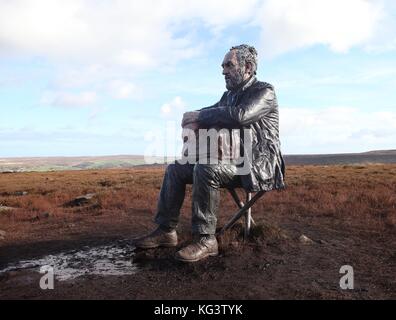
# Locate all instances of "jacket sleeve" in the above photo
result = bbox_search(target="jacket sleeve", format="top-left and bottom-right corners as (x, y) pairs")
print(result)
(198, 85), (276, 128)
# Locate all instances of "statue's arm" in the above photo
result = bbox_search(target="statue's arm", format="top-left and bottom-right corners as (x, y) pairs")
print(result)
(198, 85), (277, 127)
(181, 92), (226, 127)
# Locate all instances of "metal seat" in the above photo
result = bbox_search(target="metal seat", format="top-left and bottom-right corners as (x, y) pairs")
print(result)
(217, 188), (266, 238)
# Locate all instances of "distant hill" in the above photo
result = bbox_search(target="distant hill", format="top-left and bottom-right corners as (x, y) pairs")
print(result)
(0, 155), (168, 172)
(1, 150), (395, 172)
(360, 149), (396, 155)
(284, 150), (396, 165)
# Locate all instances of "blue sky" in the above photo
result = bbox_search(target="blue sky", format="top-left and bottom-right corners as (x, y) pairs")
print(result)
(1, 0), (395, 157)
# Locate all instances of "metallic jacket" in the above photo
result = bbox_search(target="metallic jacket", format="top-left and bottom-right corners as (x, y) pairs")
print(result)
(197, 76), (286, 192)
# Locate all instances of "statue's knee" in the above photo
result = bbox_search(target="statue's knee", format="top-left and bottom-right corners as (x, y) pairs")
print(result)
(193, 164), (218, 184)
(165, 163), (177, 176)
(167, 162), (193, 181)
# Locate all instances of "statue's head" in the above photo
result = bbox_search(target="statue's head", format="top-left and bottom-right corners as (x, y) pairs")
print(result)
(222, 44), (258, 91)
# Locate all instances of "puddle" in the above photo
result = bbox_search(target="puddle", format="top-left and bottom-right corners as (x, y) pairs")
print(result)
(0, 240), (138, 281)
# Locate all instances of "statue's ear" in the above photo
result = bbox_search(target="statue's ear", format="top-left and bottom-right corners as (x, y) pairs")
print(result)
(245, 62), (253, 75)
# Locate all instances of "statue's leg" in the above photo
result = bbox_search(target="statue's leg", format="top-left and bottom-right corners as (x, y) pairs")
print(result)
(191, 163), (239, 235)
(154, 161), (194, 231)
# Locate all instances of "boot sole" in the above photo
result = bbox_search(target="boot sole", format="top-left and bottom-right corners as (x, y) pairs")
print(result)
(174, 251), (218, 263)
(135, 242), (178, 249)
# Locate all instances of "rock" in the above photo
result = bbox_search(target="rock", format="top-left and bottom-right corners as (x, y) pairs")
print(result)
(63, 193), (96, 207)
(0, 205), (16, 213)
(299, 234), (315, 245)
(99, 180), (113, 187)
(0, 230), (6, 240)
(41, 212), (51, 219)
(78, 193), (96, 200)
(14, 191), (28, 196)
(30, 215), (40, 222)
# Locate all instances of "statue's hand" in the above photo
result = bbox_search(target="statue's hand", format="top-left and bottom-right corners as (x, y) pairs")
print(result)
(182, 121), (199, 131)
(182, 111), (200, 127)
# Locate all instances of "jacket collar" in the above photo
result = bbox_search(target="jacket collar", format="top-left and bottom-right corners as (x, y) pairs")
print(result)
(229, 75), (256, 94)
(241, 75), (256, 91)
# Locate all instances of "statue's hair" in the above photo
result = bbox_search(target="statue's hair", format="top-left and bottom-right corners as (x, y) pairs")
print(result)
(230, 44), (258, 75)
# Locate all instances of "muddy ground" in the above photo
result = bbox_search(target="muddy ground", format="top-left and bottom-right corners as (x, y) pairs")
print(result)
(0, 165), (395, 299)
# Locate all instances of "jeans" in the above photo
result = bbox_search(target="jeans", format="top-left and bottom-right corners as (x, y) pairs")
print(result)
(154, 161), (240, 235)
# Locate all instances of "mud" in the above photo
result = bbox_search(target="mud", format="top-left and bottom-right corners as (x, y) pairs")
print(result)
(0, 240), (137, 281)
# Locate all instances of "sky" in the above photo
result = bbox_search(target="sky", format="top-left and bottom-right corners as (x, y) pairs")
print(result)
(0, 0), (396, 157)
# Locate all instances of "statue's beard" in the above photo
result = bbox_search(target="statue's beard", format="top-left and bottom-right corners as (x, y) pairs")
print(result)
(225, 69), (245, 91)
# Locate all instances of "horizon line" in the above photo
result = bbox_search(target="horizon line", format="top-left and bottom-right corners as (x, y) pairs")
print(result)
(1, 149), (396, 159)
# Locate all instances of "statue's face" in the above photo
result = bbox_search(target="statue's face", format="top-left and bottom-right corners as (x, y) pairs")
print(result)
(222, 50), (249, 91)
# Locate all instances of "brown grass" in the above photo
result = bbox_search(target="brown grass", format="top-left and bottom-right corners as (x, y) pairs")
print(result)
(1, 164), (396, 244)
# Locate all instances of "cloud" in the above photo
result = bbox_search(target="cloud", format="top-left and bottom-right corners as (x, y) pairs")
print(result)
(1, 0), (395, 109)
(280, 106), (396, 153)
(1, 0), (395, 64)
(0, 0), (258, 66)
(0, 0), (261, 110)
(363, 0), (396, 53)
(160, 96), (187, 119)
(40, 90), (97, 108)
(255, 0), (385, 57)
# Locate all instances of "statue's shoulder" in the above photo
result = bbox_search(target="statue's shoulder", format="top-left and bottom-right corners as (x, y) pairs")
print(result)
(252, 80), (274, 91)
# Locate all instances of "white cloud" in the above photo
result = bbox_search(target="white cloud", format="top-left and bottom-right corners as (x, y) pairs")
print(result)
(40, 90), (97, 108)
(363, 0), (396, 53)
(1, 0), (395, 110)
(255, 0), (385, 57)
(0, 0), (258, 66)
(280, 106), (396, 153)
(0, 0), (262, 110)
(0, 0), (394, 64)
(161, 96), (186, 119)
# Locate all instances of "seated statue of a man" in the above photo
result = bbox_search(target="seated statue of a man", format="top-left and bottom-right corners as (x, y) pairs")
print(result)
(135, 44), (286, 262)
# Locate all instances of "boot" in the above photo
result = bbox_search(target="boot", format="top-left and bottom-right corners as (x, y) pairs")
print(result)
(134, 227), (178, 249)
(175, 235), (218, 262)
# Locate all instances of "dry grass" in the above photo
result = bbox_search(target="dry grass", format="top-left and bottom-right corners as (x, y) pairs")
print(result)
(1, 164), (396, 244)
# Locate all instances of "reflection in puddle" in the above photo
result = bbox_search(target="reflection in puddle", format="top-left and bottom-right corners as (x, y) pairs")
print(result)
(0, 240), (137, 281)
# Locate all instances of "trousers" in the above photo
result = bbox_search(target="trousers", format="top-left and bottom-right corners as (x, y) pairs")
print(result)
(154, 161), (241, 235)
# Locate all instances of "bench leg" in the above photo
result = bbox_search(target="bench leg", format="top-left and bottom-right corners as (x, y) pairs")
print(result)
(244, 192), (252, 238)
(218, 190), (265, 235)
(227, 189), (256, 226)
